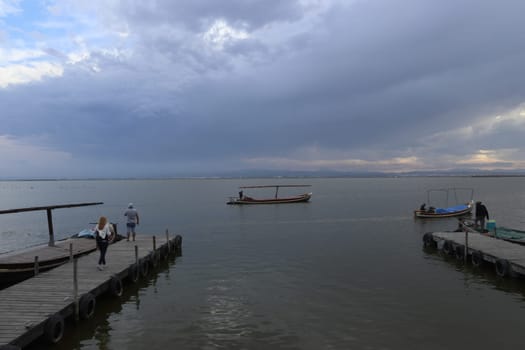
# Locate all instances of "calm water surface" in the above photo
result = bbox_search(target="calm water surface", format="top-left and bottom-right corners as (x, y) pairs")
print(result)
(2, 177), (525, 349)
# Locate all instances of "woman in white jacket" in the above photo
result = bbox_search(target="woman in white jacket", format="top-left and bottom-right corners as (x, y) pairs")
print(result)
(95, 216), (114, 270)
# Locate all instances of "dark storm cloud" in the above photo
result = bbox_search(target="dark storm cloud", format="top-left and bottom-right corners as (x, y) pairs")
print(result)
(3, 0), (525, 177)
(158, 0), (525, 161)
(116, 0), (304, 31)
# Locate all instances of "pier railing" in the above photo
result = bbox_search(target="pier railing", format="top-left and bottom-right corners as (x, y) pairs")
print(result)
(0, 202), (103, 246)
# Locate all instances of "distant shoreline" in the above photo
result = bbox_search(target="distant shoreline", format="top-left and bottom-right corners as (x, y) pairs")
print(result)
(1, 174), (525, 181)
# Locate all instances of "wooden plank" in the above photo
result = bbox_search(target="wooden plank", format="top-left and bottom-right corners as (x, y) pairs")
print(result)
(431, 231), (525, 275)
(0, 234), (180, 348)
(0, 238), (97, 270)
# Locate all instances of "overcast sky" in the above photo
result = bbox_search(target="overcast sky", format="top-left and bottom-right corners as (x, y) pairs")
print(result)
(2, 0), (525, 178)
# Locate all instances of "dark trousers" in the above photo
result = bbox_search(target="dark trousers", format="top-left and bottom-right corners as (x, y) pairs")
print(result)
(97, 240), (109, 265)
(475, 217), (486, 231)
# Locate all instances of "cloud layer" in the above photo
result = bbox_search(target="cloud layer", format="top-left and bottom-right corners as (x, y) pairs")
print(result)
(2, 0), (525, 178)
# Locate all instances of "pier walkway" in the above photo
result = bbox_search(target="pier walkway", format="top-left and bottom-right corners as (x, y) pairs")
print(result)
(0, 233), (182, 349)
(424, 231), (525, 277)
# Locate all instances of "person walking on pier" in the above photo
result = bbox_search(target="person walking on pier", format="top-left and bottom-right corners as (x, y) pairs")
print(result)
(124, 203), (140, 241)
(475, 201), (489, 232)
(95, 216), (114, 270)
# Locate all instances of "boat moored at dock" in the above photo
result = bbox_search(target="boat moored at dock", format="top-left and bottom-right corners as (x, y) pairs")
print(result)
(459, 218), (525, 245)
(414, 188), (474, 218)
(0, 202), (104, 288)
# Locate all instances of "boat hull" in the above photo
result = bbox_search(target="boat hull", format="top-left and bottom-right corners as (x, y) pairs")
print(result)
(0, 235), (123, 289)
(0, 257), (74, 288)
(414, 204), (473, 218)
(227, 193), (312, 205)
(459, 220), (525, 245)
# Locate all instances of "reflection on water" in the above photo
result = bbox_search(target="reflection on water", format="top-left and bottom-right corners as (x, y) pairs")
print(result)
(26, 255), (179, 350)
(4, 178), (525, 349)
(423, 245), (525, 300)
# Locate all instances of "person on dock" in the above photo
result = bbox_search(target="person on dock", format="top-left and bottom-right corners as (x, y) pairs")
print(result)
(475, 201), (489, 232)
(95, 216), (114, 270)
(124, 203), (140, 241)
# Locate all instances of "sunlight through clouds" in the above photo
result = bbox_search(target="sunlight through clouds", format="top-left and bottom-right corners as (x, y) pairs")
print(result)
(202, 19), (249, 49)
(243, 155), (420, 172)
(0, 62), (63, 88)
(459, 150), (500, 165)
(3, 0), (525, 177)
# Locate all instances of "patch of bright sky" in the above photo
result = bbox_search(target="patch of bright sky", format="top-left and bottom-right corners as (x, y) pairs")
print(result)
(2, 0), (47, 43)
(4, 1), (121, 55)
(243, 155), (421, 172)
(423, 103), (525, 148)
(455, 149), (523, 170)
(0, 61), (63, 87)
(1, 0), (132, 87)
(202, 19), (248, 50)
(0, 0), (21, 17)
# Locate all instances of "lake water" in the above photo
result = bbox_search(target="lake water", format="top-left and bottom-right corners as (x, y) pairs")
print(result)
(2, 177), (525, 349)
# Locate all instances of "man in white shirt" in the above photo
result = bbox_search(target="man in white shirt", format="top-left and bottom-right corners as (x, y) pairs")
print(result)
(124, 203), (140, 241)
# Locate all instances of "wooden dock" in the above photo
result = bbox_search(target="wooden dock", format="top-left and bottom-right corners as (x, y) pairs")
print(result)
(0, 238), (98, 289)
(0, 233), (182, 349)
(423, 230), (525, 277)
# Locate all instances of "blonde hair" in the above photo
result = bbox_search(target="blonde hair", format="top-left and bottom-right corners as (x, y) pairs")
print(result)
(97, 216), (108, 230)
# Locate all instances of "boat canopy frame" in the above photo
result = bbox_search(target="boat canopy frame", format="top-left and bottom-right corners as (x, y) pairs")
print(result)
(424, 187), (474, 208)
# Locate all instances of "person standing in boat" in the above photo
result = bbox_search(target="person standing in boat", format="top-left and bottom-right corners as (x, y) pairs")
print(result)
(475, 201), (489, 232)
(124, 203), (140, 241)
(95, 216), (114, 270)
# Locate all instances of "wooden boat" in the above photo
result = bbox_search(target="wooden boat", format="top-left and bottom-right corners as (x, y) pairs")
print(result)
(491, 227), (525, 245)
(0, 231), (124, 289)
(414, 188), (474, 218)
(0, 202), (105, 289)
(458, 219), (525, 245)
(227, 185), (312, 205)
(0, 237), (98, 288)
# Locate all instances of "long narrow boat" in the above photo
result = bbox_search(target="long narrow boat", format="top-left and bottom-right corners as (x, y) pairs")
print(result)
(414, 202), (473, 218)
(227, 185), (312, 205)
(0, 202), (104, 288)
(458, 219), (525, 245)
(0, 237), (98, 288)
(414, 188), (474, 218)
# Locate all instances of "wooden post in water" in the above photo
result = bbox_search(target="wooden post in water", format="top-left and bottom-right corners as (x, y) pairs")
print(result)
(34, 256), (39, 276)
(0, 202), (103, 248)
(153, 236), (156, 251)
(69, 243), (73, 262)
(73, 258), (79, 321)
(464, 230), (469, 263)
(166, 229), (170, 254)
(46, 208), (55, 246)
(135, 245), (138, 265)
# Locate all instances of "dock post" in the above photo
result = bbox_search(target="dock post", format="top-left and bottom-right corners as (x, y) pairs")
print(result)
(135, 245), (138, 265)
(73, 258), (79, 321)
(34, 256), (39, 276)
(46, 208), (55, 246)
(464, 230), (469, 263)
(69, 243), (73, 262)
(166, 229), (170, 254)
(153, 236), (156, 251)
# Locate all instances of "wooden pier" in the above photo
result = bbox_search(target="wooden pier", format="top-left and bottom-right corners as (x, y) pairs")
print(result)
(0, 238), (98, 288)
(0, 233), (182, 349)
(423, 230), (525, 278)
